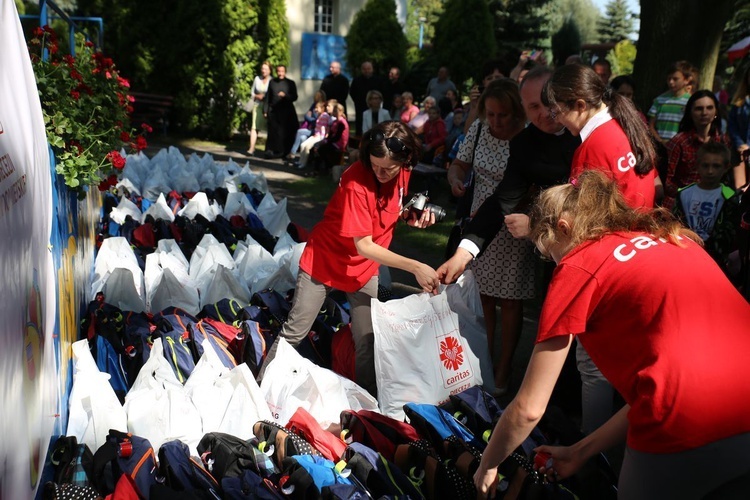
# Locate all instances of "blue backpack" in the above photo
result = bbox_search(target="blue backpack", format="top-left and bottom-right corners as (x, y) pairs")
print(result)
(278, 455), (363, 499)
(442, 385), (504, 446)
(187, 320), (237, 369)
(221, 469), (284, 499)
(157, 440), (220, 494)
(153, 309), (200, 383)
(402, 403), (482, 450)
(91, 430), (158, 498)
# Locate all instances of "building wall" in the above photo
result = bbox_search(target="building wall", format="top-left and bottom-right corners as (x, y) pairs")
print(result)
(285, 0), (407, 118)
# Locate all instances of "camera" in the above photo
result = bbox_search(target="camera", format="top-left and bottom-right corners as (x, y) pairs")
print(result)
(403, 192), (446, 222)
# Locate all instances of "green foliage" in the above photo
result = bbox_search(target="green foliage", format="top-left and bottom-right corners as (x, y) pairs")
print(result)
(606, 39), (636, 76)
(345, 0), (408, 75)
(597, 0), (634, 43)
(545, 0), (600, 44)
(433, 0), (496, 86)
(256, 0), (290, 66)
(551, 17), (582, 66)
(74, 0), (283, 139)
(28, 28), (147, 195)
(490, 0), (552, 54)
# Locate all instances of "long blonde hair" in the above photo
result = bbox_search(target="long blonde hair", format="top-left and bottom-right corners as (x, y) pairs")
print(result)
(529, 170), (701, 257)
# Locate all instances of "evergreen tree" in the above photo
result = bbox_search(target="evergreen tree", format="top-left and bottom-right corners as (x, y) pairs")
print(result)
(545, 0), (600, 44)
(433, 0), (496, 87)
(597, 0), (634, 43)
(345, 0), (408, 75)
(490, 0), (552, 54)
(551, 16), (582, 66)
(256, 0), (290, 66)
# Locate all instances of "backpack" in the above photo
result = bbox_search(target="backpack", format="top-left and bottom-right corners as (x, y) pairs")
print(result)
(330, 325), (355, 381)
(286, 407), (347, 462)
(249, 289), (291, 335)
(342, 442), (424, 499)
(277, 455), (360, 499)
(200, 298), (244, 325)
(252, 421), (319, 470)
(197, 432), (279, 481)
(157, 440), (220, 494)
(187, 320), (237, 369)
(402, 403), (483, 450)
(442, 385), (503, 446)
(121, 311), (154, 387)
(153, 308), (200, 383)
(220, 469), (284, 499)
(392, 440), (475, 500)
(91, 430), (158, 498)
(49, 436), (94, 488)
(339, 409), (422, 462)
(234, 319), (276, 377)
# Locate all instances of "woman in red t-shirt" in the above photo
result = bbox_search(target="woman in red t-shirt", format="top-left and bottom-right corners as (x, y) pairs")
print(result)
(281, 121), (439, 396)
(474, 171), (750, 499)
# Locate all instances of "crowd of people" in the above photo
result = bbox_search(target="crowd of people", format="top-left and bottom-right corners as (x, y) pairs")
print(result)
(241, 55), (750, 497)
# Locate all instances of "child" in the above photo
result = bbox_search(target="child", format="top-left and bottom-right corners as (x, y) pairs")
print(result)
(296, 100), (333, 168)
(648, 61), (697, 143)
(420, 106), (447, 163)
(673, 141), (741, 271)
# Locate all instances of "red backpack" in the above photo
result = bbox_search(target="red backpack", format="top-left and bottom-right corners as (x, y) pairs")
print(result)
(287, 407), (347, 462)
(339, 409), (421, 462)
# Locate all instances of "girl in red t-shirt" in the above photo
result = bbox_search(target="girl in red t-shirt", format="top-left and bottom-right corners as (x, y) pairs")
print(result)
(281, 121), (440, 396)
(474, 171), (750, 499)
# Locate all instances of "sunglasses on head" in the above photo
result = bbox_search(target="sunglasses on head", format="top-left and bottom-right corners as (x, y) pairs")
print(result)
(370, 130), (410, 156)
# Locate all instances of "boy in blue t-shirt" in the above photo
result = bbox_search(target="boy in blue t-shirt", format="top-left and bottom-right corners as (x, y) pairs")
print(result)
(674, 142), (741, 270)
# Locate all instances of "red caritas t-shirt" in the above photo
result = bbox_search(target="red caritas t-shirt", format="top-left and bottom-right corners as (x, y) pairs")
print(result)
(299, 160), (409, 293)
(537, 232), (750, 453)
(571, 114), (656, 209)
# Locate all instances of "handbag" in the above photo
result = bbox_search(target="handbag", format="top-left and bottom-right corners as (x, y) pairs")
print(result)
(445, 122), (482, 259)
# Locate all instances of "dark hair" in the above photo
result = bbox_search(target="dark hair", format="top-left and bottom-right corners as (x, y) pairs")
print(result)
(610, 74), (635, 92)
(478, 59), (506, 83)
(592, 58), (611, 70)
(542, 64), (655, 176)
(678, 90), (721, 135)
(478, 78), (525, 124)
(696, 141), (731, 166)
(359, 121), (422, 169)
(519, 66), (553, 91)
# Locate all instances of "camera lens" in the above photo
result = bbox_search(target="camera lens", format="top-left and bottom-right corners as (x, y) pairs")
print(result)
(425, 203), (446, 223)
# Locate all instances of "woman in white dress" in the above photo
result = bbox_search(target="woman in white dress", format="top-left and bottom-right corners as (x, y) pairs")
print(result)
(248, 61), (271, 155)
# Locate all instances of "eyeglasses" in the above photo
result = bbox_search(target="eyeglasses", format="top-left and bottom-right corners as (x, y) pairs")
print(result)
(370, 130), (411, 156)
(549, 106), (561, 121)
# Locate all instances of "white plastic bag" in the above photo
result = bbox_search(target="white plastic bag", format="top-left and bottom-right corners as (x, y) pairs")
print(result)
(178, 192), (220, 221)
(185, 342), (271, 439)
(141, 193), (175, 223)
(235, 235), (280, 294)
(109, 196), (142, 225)
(372, 272), (491, 419)
(199, 264), (251, 309)
(66, 340), (128, 452)
(223, 191), (258, 219)
(260, 338), (378, 428)
(256, 193), (290, 237)
(124, 338), (203, 455)
(91, 237), (145, 301)
(101, 267), (146, 312)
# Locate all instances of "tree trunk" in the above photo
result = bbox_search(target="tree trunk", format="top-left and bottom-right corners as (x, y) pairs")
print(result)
(632, 0), (734, 112)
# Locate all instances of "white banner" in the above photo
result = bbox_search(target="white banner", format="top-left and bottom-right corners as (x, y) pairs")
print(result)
(0, 0), (57, 497)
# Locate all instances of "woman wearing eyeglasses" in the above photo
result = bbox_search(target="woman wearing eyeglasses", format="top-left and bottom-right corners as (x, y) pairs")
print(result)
(279, 120), (439, 397)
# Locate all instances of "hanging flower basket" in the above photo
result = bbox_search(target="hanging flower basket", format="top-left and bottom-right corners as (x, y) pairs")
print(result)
(28, 25), (150, 198)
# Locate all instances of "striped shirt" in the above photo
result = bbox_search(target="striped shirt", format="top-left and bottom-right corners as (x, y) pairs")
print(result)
(648, 91), (690, 141)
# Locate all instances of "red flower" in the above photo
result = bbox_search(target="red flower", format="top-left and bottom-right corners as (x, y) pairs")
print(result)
(49, 44), (58, 54)
(133, 136), (148, 151)
(98, 174), (117, 191)
(439, 336), (465, 371)
(106, 151), (126, 169)
(33, 27), (44, 37)
(63, 54), (75, 67)
(70, 90), (80, 100)
(127, 95), (134, 103)
(141, 123), (153, 133)
(68, 140), (83, 155)
(120, 131), (131, 142)
(117, 76), (130, 88)
(70, 69), (83, 81)
(105, 71), (112, 79)
(126, 105), (134, 113)
(85, 41), (94, 48)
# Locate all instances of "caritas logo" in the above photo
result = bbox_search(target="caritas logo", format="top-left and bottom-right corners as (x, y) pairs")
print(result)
(439, 336), (464, 371)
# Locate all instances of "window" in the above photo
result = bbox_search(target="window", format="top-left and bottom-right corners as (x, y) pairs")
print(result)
(314, 0), (334, 33)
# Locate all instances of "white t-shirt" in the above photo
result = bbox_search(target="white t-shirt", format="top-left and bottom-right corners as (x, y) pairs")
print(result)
(679, 185), (724, 240)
